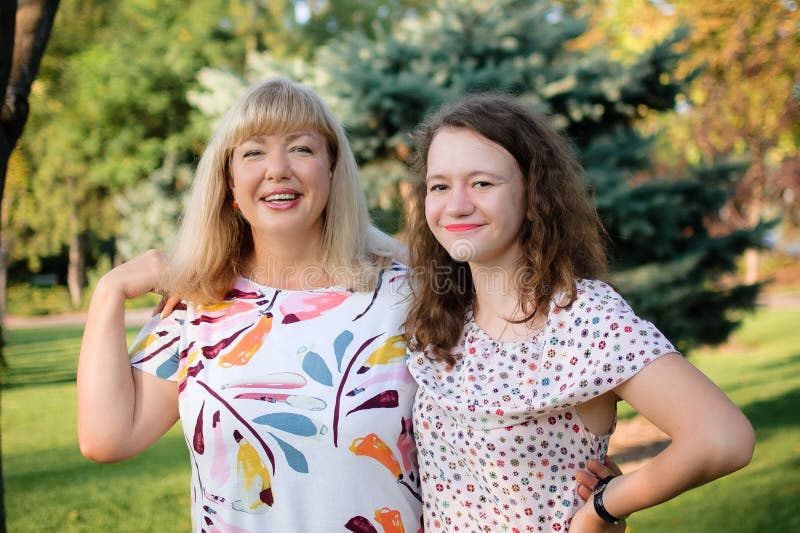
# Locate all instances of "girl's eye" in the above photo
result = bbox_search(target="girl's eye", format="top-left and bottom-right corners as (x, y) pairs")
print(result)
(428, 183), (448, 192)
(473, 181), (492, 188)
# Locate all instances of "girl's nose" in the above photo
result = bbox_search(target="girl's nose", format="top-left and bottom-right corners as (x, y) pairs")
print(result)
(444, 185), (475, 217)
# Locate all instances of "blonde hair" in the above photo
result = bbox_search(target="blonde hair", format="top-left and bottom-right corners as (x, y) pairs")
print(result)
(167, 78), (396, 303)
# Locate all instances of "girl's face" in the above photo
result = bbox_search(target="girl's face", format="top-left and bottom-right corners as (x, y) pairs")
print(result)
(424, 127), (527, 269)
(229, 130), (332, 243)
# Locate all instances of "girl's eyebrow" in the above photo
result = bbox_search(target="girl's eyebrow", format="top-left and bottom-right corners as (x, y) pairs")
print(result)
(426, 170), (506, 182)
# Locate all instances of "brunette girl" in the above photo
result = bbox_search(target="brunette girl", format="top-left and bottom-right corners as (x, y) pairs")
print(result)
(404, 94), (754, 532)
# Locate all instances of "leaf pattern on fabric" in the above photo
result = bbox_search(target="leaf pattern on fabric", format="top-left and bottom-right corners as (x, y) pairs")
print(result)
(347, 367), (412, 396)
(129, 268), (421, 530)
(302, 351), (333, 386)
(219, 313), (273, 368)
(269, 432), (309, 473)
(374, 507), (405, 533)
(222, 373), (307, 390)
(345, 516), (379, 533)
(252, 412), (319, 437)
(201, 325), (250, 359)
(130, 335), (180, 365)
(334, 330), (354, 371)
(346, 390), (399, 416)
(357, 335), (406, 374)
(192, 299), (258, 322)
(349, 433), (402, 479)
(233, 430), (273, 512)
(280, 291), (350, 324)
(193, 402), (206, 454)
(396, 418), (416, 476)
(210, 411), (229, 486)
(234, 391), (327, 411)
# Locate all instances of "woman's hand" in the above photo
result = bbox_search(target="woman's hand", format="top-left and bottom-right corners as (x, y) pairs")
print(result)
(156, 294), (183, 318)
(99, 249), (168, 300)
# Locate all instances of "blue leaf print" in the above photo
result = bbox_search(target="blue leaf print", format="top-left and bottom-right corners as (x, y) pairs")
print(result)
(253, 412), (317, 436)
(156, 350), (180, 379)
(334, 330), (354, 372)
(269, 433), (309, 473)
(302, 351), (333, 385)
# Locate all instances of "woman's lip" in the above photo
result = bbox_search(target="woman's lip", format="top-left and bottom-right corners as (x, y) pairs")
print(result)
(444, 224), (482, 232)
(261, 196), (302, 210)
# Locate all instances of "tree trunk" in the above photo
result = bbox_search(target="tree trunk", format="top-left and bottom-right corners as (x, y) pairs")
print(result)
(1, 3), (60, 531)
(743, 143), (767, 284)
(66, 200), (86, 308)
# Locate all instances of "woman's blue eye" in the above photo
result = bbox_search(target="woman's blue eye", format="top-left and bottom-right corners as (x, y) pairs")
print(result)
(291, 146), (313, 154)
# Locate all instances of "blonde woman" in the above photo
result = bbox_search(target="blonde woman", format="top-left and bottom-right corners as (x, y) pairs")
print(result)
(78, 78), (421, 532)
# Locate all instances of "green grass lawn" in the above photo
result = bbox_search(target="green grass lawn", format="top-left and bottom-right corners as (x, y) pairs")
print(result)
(2, 309), (799, 532)
(2, 326), (191, 532)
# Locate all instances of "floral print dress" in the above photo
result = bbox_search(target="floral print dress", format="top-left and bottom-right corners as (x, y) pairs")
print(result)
(408, 279), (677, 532)
(130, 264), (421, 533)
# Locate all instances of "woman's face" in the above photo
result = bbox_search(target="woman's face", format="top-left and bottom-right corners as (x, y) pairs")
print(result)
(229, 130), (332, 243)
(424, 127), (527, 269)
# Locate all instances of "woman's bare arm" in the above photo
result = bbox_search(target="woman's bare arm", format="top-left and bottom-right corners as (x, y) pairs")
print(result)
(77, 250), (179, 463)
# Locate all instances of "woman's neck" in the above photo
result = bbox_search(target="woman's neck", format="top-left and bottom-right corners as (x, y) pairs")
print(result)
(247, 231), (329, 290)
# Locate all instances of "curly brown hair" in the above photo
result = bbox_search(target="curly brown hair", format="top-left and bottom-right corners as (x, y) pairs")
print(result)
(404, 93), (608, 364)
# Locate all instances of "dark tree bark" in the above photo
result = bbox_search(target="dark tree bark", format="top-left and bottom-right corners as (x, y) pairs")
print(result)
(1, 2), (60, 531)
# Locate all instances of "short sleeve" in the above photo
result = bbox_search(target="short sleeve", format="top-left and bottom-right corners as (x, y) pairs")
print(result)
(129, 306), (187, 382)
(535, 279), (678, 409)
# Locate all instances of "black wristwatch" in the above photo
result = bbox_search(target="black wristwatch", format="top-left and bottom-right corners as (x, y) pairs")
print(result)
(591, 475), (627, 524)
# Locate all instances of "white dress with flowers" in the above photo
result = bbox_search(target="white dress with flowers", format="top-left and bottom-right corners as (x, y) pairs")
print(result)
(130, 264), (421, 533)
(408, 279), (677, 532)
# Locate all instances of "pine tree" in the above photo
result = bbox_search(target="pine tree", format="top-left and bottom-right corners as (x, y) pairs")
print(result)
(310, 0), (764, 352)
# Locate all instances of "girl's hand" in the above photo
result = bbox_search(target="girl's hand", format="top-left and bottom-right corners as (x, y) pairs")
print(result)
(576, 457), (623, 502)
(570, 501), (626, 533)
(572, 458), (626, 532)
(99, 249), (168, 300)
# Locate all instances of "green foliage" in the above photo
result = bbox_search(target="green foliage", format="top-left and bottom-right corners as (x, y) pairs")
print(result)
(5, 284), (74, 316)
(286, 0), (760, 351)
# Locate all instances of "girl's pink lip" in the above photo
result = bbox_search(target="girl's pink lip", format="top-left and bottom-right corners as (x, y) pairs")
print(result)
(444, 224), (482, 232)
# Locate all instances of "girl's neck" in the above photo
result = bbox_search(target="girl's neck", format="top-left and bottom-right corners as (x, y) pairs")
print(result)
(470, 263), (546, 341)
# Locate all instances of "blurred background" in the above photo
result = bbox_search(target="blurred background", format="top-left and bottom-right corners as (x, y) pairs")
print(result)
(1, 1), (798, 531)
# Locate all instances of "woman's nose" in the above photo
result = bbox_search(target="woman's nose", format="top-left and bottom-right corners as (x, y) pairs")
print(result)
(264, 150), (290, 180)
